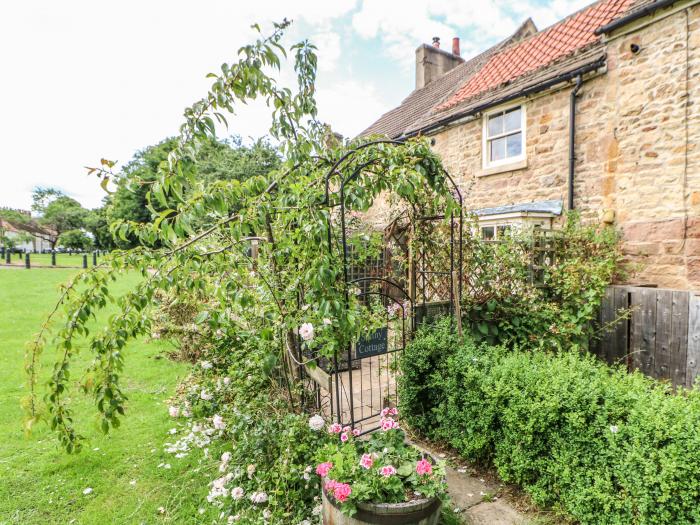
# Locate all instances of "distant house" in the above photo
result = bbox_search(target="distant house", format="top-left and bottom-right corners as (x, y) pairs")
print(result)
(0, 209), (55, 252)
(362, 0), (700, 290)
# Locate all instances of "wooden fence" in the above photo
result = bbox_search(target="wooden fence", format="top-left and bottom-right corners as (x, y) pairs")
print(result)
(591, 285), (700, 388)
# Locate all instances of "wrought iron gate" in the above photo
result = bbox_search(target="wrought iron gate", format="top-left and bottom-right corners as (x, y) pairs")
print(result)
(300, 142), (463, 433)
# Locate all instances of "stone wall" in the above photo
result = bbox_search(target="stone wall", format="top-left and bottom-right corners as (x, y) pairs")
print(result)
(430, 5), (700, 290)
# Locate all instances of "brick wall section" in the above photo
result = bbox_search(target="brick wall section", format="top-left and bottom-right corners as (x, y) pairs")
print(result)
(430, 6), (700, 290)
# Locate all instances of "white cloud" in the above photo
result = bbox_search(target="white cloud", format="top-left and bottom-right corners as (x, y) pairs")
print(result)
(316, 79), (386, 139)
(351, 0), (597, 68)
(312, 31), (343, 72)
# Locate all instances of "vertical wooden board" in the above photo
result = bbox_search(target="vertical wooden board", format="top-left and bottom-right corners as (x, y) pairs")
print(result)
(687, 294), (700, 388)
(613, 287), (630, 368)
(601, 287), (616, 363)
(654, 290), (673, 381)
(640, 289), (658, 376)
(631, 288), (656, 375)
(630, 288), (642, 371)
(670, 291), (689, 388)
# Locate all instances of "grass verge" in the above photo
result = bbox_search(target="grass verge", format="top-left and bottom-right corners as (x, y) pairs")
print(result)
(0, 268), (212, 524)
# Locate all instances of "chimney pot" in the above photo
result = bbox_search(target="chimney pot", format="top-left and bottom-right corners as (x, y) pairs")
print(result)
(432, 36), (440, 48)
(452, 37), (460, 56)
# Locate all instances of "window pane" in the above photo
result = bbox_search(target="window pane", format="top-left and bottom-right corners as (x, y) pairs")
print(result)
(487, 113), (503, 137)
(497, 225), (511, 238)
(504, 107), (521, 132)
(481, 226), (495, 240)
(490, 137), (506, 161)
(506, 132), (522, 158)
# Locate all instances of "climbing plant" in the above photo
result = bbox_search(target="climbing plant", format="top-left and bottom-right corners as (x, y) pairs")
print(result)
(24, 20), (458, 452)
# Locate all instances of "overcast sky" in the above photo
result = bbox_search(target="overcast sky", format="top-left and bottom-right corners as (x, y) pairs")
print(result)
(0, 0), (590, 210)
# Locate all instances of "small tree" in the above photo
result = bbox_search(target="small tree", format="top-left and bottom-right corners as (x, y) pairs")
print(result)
(31, 189), (87, 249)
(57, 229), (93, 251)
(25, 20), (458, 453)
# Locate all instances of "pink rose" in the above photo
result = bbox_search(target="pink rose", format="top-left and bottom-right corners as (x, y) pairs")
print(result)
(316, 462), (333, 477)
(416, 458), (432, 476)
(340, 432), (349, 443)
(360, 454), (374, 469)
(379, 465), (397, 477)
(328, 423), (342, 434)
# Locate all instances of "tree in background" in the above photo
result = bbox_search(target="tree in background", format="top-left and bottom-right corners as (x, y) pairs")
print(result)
(196, 135), (280, 182)
(84, 206), (114, 251)
(103, 135), (280, 248)
(31, 188), (88, 249)
(57, 229), (93, 251)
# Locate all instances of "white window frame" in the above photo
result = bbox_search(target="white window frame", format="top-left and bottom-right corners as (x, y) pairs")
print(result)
(482, 103), (527, 170)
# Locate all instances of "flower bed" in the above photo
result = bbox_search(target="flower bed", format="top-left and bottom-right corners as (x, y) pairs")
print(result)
(314, 409), (447, 520)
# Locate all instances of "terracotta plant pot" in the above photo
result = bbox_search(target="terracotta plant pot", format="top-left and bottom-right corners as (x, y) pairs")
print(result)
(321, 487), (441, 525)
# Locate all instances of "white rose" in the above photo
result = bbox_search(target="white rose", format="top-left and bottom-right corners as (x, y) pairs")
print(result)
(299, 323), (314, 341)
(212, 414), (226, 430)
(250, 491), (268, 504)
(308, 414), (324, 431)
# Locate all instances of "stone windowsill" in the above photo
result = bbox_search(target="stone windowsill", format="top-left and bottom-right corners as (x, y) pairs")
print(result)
(478, 159), (528, 177)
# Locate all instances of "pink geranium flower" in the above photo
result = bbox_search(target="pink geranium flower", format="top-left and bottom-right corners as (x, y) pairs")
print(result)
(328, 423), (342, 434)
(359, 454), (374, 469)
(380, 407), (398, 418)
(380, 417), (399, 431)
(379, 465), (397, 477)
(340, 432), (349, 443)
(352, 428), (361, 437)
(333, 482), (352, 502)
(316, 462), (333, 477)
(325, 479), (338, 492)
(416, 458), (432, 476)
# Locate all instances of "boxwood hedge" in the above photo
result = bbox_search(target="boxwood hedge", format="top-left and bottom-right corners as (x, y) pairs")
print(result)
(399, 320), (700, 525)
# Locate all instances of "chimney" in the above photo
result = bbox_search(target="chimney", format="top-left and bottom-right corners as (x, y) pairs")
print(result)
(415, 37), (464, 90)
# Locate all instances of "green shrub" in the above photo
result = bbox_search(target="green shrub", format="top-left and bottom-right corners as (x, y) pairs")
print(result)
(398, 318), (462, 437)
(400, 329), (700, 525)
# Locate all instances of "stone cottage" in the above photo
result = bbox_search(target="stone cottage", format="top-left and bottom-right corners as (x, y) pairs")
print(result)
(362, 0), (700, 290)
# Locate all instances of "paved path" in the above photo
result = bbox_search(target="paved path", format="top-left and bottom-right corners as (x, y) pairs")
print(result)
(414, 443), (545, 525)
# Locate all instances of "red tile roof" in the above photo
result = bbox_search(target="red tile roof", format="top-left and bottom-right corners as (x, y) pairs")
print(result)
(438, 0), (634, 110)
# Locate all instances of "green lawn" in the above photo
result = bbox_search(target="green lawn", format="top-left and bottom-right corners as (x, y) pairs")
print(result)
(1, 252), (100, 268)
(0, 268), (212, 524)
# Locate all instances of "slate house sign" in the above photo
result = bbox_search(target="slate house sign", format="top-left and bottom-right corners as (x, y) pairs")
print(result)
(356, 326), (388, 358)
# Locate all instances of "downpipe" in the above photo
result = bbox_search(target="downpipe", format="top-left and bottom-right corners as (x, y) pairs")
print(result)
(569, 75), (583, 211)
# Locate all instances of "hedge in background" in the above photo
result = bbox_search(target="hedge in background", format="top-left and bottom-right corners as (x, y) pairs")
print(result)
(399, 321), (700, 525)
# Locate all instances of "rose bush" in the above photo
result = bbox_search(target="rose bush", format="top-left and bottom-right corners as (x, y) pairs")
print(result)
(314, 408), (447, 516)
